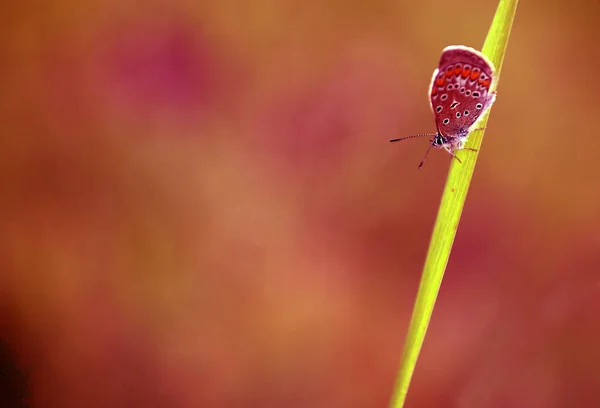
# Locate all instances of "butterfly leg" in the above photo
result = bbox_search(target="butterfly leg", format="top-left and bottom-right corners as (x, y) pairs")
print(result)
(443, 146), (462, 163)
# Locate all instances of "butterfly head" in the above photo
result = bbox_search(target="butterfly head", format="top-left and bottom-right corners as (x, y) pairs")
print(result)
(431, 133), (446, 148)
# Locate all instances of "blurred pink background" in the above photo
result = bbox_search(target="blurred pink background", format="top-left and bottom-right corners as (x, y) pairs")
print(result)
(1, 0), (599, 407)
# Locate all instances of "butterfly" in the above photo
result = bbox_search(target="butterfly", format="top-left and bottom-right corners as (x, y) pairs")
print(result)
(391, 45), (497, 169)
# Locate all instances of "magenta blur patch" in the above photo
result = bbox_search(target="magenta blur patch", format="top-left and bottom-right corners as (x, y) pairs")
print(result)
(98, 20), (220, 118)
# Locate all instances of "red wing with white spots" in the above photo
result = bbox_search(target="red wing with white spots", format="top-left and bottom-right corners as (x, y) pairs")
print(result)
(428, 46), (496, 138)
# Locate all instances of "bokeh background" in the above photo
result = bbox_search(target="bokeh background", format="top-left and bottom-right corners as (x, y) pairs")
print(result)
(1, 0), (599, 407)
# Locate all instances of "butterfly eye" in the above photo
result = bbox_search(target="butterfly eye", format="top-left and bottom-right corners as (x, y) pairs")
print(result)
(443, 118), (450, 125)
(441, 94), (448, 101)
(464, 110), (470, 116)
(460, 87), (465, 93)
(472, 91), (480, 98)
(476, 103), (483, 109)
(456, 112), (461, 118)
(436, 106), (443, 112)
(465, 90), (471, 96)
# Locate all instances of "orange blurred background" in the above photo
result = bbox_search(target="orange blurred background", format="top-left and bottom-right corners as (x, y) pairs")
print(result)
(1, 0), (599, 407)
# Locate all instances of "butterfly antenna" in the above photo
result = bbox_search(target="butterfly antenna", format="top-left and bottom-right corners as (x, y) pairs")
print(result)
(418, 145), (433, 170)
(389, 133), (436, 143)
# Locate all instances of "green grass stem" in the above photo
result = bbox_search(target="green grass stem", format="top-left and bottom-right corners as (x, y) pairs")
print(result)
(389, 1), (519, 407)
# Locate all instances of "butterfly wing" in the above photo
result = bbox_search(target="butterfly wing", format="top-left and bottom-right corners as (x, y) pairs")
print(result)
(429, 46), (496, 138)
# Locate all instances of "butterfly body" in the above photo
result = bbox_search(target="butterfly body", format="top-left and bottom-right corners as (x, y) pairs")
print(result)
(391, 45), (497, 168)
